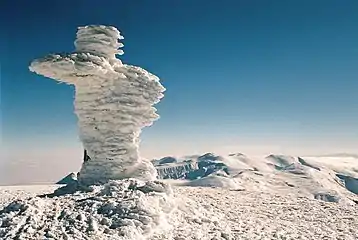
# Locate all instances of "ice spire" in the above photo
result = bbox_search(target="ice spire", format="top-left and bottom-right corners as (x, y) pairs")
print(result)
(29, 25), (165, 185)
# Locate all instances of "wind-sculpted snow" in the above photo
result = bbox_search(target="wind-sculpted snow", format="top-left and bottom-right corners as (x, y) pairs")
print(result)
(75, 25), (124, 58)
(0, 180), (174, 240)
(29, 25), (165, 185)
(1, 185), (358, 240)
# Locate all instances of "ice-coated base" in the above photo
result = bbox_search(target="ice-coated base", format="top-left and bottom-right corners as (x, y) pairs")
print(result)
(0, 180), (174, 240)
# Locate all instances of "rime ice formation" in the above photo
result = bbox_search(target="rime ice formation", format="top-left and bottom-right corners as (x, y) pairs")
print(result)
(29, 25), (165, 185)
(0, 180), (175, 240)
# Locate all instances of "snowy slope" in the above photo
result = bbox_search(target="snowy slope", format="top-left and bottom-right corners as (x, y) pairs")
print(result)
(151, 153), (358, 204)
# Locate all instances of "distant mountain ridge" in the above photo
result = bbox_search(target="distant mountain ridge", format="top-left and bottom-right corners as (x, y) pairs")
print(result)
(150, 152), (358, 204)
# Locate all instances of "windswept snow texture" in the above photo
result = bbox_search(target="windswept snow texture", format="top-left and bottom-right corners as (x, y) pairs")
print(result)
(0, 180), (174, 240)
(2, 154), (358, 240)
(75, 26), (124, 58)
(29, 25), (165, 185)
(1, 184), (358, 240)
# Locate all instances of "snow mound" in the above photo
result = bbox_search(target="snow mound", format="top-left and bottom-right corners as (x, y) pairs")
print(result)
(297, 157), (321, 171)
(265, 154), (298, 170)
(184, 175), (239, 189)
(0, 180), (175, 240)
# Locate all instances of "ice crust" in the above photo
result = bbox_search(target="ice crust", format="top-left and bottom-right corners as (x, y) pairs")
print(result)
(2, 184), (358, 240)
(0, 180), (174, 240)
(29, 25), (165, 185)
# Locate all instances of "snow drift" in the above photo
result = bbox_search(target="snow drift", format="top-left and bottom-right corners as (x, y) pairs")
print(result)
(29, 25), (165, 186)
(0, 180), (174, 240)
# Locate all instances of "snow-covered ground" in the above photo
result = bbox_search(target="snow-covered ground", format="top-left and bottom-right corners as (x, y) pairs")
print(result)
(1, 184), (357, 240)
(1, 154), (357, 239)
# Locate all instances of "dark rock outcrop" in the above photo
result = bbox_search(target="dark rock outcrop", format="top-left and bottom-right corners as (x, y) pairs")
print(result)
(56, 172), (78, 185)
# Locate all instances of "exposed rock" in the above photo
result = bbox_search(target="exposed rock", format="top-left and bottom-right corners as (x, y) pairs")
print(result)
(314, 191), (341, 203)
(56, 172), (78, 185)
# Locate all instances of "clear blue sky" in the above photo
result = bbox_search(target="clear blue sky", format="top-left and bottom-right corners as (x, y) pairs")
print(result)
(0, 0), (357, 183)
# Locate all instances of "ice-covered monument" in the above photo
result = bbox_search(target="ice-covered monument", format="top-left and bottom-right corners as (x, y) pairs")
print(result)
(29, 25), (165, 185)
(0, 25), (175, 240)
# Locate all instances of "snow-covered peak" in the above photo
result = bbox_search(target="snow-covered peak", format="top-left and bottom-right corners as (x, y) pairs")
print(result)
(228, 153), (246, 157)
(197, 152), (221, 161)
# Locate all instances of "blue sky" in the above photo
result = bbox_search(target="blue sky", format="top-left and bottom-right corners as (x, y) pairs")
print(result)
(1, 0), (357, 184)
